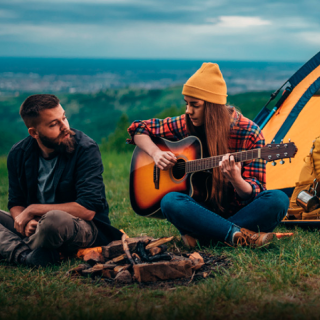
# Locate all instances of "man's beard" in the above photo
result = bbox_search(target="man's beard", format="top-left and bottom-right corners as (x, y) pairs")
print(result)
(39, 129), (76, 154)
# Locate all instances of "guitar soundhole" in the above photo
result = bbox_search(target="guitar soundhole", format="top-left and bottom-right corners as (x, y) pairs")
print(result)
(172, 159), (186, 180)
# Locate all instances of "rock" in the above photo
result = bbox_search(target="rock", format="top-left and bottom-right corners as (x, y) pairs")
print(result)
(115, 270), (132, 284)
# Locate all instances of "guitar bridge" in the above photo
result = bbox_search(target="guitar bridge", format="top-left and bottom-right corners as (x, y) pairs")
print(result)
(153, 165), (160, 189)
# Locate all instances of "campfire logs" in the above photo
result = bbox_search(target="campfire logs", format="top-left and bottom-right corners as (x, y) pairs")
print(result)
(71, 235), (206, 283)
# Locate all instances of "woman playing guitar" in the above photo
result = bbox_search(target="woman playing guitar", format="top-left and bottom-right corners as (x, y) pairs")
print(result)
(127, 63), (289, 248)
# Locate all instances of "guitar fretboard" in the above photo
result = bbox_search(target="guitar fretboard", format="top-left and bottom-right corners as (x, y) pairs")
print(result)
(185, 149), (261, 173)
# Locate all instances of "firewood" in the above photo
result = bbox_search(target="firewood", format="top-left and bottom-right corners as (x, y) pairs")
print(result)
(66, 264), (91, 276)
(170, 255), (189, 262)
(145, 236), (174, 250)
(77, 247), (102, 259)
(189, 252), (204, 270)
(91, 263), (104, 270)
(82, 263), (104, 276)
(103, 263), (117, 269)
(136, 241), (150, 262)
(114, 264), (131, 274)
(101, 236), (153, 259)
(133, 260), (193, 283)
(102, 269), (113, 279)
(132, 253), (142, 264)
(149, 247), (162, 256)
(122, 233), (135, 265)
(112, 253), (127, 263)
(149, 245), (167, 256)
(83, 250), (105, 266)
(148, 253), (171, 263)
(115, 270), (132, 284)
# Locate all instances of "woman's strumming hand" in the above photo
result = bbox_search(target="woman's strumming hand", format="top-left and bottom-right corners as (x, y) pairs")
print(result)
(152, 150), (177, 170)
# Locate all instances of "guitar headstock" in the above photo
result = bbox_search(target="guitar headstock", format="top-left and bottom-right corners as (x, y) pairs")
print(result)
(260, 140), (297, 165)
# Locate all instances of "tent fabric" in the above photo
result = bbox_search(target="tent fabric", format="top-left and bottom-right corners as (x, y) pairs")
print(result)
(289, 51), (320, 88)
(266, 95), (320, 190)
(262, 64), (320, 144)
(254, 51), (320, 191)
(273, 78), (320, 143)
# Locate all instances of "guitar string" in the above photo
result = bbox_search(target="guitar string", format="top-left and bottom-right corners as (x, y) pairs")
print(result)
(172, 153), (256, 168)
(156, 146), (292, 171)
(169, 149), (260, 172)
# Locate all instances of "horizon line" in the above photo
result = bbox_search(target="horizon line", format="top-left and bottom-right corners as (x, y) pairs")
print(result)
(0, 56), (305, 64)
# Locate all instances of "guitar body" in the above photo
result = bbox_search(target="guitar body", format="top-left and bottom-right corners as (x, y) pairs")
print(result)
(130, 136), (211, 218)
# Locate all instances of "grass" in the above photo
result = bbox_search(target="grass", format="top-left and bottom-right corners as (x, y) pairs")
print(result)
(1, 152), (320, 319)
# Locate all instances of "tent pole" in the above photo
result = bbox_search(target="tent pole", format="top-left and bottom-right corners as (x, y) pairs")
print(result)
(260, 79), (289, 130)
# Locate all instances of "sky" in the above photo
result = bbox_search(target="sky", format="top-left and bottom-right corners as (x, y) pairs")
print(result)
(0, 0), (319, 61)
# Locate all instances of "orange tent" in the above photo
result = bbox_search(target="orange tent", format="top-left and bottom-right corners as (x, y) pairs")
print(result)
(254, 51), (320, 195)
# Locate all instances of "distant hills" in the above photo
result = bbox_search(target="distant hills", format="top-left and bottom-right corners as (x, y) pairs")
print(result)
(0, 87), (274, 156)
(0, 58), (301, 95)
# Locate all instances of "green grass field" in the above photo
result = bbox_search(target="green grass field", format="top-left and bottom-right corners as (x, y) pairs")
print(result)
(1, 152), (320, 320)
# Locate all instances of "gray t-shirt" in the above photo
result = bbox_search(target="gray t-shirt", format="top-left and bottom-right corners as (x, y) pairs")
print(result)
(37, 155), (59, 204)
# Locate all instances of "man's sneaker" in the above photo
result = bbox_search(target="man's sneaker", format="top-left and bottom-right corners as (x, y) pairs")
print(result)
(181, 234), (197, 248)
(233, 228), (275, 248)
(20, 248), (60, 267)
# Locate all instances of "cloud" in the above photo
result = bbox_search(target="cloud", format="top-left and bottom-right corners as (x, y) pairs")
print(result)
(0, 9), (17, 18)
(0, 0), (319, 61)
(298, 32), (320, 46)
(207, 16), (272, 28)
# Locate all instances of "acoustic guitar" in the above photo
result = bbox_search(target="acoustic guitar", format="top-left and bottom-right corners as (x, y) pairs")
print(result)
(129, 136), (297, 218)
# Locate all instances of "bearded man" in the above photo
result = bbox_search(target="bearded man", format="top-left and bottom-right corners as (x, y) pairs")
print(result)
(0, 94), (122, 267)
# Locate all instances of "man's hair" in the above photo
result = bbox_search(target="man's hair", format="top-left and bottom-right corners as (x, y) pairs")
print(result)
(20, 94), (60, 128)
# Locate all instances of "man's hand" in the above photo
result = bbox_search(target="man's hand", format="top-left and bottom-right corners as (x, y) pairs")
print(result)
(24, 219), (38, 237)
(152, 150), (177, 170)
(14, 207), (34, 236)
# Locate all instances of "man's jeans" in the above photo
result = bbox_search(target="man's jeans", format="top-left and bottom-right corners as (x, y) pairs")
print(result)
(161, 190), (289, 244)
(0, 210), (98, 263)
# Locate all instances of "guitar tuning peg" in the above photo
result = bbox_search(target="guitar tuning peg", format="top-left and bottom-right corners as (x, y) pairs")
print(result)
(272, 139), (275, 143)
(281, 139), (283, 144)
(288, 139), (291, 142)
(280, 159), (285, 165)
(272, 161), (277, 166)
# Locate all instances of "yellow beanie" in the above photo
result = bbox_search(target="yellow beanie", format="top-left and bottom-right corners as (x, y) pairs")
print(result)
(182, 63), (227, 104)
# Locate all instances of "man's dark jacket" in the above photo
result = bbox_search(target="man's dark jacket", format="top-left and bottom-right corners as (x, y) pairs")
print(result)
(7, 129), (122, 245)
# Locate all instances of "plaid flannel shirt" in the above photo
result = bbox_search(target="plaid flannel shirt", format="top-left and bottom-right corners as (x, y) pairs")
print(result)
(127, 109), (266, 215)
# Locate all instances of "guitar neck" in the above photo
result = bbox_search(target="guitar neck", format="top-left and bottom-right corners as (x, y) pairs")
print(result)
(185, 149), (261, 173)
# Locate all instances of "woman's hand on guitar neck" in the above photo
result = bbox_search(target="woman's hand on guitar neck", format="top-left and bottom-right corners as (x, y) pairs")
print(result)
(219, 154), (253, 199)
(152, 150), (177, 170)
(219, 154), (242, 182)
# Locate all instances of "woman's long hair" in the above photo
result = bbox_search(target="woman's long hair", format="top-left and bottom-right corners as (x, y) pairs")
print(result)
(186, 102), (233, 212)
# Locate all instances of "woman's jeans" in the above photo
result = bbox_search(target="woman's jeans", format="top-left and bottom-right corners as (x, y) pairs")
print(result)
(161, 190), (289, 244)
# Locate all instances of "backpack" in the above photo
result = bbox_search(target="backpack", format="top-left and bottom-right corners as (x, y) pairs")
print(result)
(287, 137), (320, 220)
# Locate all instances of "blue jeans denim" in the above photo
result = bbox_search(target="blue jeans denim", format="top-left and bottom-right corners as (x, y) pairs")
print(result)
(160, 190), (289, 244)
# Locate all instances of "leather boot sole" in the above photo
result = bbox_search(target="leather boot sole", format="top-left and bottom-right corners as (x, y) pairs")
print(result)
(25, 247), (60, 267)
